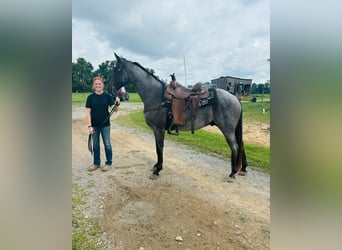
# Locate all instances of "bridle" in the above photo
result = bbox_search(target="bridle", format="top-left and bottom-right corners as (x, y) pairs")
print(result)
(114, 59), (167, 113)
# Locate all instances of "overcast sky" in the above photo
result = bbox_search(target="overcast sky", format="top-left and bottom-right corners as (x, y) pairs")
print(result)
(72, 0), (269, 85)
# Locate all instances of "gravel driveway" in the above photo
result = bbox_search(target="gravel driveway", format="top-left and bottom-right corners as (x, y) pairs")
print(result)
(72, 102), (270, 249)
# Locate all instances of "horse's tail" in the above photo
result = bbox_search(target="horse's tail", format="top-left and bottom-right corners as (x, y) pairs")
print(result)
(235, 107), (244, 173)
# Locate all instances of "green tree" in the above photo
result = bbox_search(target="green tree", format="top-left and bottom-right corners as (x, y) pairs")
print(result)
(92, 59), (137, 93)
(72, 58), (94, 92)
(251, 83), (258, 94)
(93, 60), (116, 84)
(257, 83), (265, 94)
(264, 81), (270, 94)
(72, 57), (163, 93)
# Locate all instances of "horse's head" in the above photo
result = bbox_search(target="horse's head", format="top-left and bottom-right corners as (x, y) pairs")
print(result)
(111, 53), (130, 92)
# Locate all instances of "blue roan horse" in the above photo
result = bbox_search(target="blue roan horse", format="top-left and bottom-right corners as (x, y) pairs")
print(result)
(110, 53), (247, 182)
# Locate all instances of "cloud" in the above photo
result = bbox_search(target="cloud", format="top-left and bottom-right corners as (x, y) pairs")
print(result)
(72, 18), (113, 68)
(72, 0), (269, 84)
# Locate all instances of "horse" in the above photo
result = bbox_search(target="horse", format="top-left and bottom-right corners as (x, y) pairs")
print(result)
(110, 53), (247, 182)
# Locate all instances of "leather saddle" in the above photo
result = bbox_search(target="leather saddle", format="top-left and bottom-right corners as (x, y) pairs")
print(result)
(164, 74), (211, 134)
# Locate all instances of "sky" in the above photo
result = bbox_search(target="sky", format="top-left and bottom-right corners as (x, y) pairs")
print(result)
(72, 0), (269, 85)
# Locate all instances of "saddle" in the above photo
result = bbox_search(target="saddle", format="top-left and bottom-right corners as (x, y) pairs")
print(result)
(164, 74), (210, 134)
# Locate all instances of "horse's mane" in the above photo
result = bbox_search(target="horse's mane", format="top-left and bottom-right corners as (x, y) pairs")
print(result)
(132, 61), (166, 86)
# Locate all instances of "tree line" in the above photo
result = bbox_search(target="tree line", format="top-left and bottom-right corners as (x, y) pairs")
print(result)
(72, 57), (158, 93)
(73, 57), (116, 93)
(72, 57), (269, 94)
(251, 82), (270, 94)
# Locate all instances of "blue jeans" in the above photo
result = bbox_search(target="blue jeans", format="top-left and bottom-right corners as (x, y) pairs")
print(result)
(92, 125), (112, 166)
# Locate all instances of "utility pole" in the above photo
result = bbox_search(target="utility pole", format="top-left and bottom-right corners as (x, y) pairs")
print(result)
(183, 54), (188, 87)
(263, 58), (270, 103)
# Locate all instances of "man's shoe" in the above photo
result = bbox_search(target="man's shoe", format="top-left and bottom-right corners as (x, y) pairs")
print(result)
(101, 165), (111, 172)
(87, 165), (99, 171)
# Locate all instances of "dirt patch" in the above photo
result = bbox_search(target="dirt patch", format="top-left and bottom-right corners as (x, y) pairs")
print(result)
(72, 102), (270, 249)
(202, 122), (270, 147)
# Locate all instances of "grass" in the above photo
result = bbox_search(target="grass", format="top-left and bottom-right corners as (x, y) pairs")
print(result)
(242, 101), (270, 124)
(72, 92), (142, 103)
(72, 92), (91, 103)
(72, 93), (269, 105)
(116, 110), (270, 174)
(72, 92), (269, 123)
(240, 93), (270, 103)
(72, 183), (101, 250)
(127, 92), (142, 102)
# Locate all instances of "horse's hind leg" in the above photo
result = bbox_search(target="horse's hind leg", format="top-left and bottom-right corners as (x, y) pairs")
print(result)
(223, 132), (239, 182)
(149, 128), (165, 179)
(238, 148), (248, 175)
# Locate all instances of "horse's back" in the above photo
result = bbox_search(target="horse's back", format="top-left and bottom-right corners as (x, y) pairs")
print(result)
(215, 89), (241, 110)
(213, 89), (242, 128)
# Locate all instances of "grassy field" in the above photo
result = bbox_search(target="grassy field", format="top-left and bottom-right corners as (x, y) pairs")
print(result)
(116, 109), (270, 173)
(126, 92), (142, 102)
(72, 92), (91, 103)
(72, 92), (142, 103)
(72, 92), (270, 173)
(242, 101), (270, 124)
(240, 93), (270, 103)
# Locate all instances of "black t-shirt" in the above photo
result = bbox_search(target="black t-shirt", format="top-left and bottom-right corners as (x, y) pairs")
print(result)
(85, 92), (115, 127)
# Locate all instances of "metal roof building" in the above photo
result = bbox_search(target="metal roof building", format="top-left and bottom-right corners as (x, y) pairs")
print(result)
(211, 76), (252, 96)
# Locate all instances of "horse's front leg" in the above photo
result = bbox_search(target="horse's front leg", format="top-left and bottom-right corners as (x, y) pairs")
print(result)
(149, 128), (165, 179)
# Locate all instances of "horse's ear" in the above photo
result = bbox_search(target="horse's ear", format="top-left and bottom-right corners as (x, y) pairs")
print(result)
(114, 53), (121, 62)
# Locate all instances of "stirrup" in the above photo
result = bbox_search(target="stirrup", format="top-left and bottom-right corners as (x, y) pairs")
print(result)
(167, 122), (179, 135)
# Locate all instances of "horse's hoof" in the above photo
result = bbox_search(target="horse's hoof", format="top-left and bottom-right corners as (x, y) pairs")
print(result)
(149, 174), (159, 180)
(238, 171), (247, 176)
(226, 176), (235, 183)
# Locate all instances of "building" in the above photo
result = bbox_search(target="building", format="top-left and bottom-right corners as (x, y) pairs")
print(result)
(211, 76), (252, 96)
